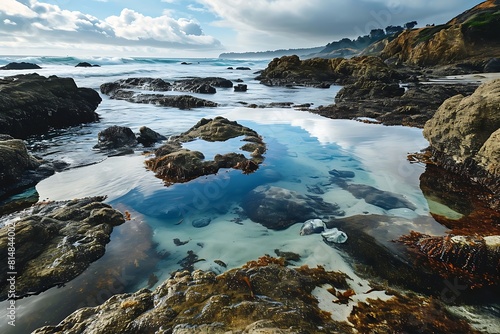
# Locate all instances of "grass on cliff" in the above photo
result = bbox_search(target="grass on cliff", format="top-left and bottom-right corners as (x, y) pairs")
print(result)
(464, 10), (500, 28)
(415, 24), (450, 45)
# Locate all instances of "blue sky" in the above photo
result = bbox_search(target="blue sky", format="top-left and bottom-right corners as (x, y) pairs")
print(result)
(0, 0), (483, 57)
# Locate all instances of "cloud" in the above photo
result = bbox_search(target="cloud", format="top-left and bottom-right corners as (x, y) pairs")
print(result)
(0, 0), (222, 54)
(198, 0), (479, 49)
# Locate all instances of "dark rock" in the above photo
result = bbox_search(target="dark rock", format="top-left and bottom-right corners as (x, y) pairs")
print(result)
(145, 117), (266, 184)
(0, 62), (41, 70)
(343, 183), (416, 211)
(0, 196), (125, 300)
(0, 138), (41, 190)
(94, 125), (137, 150)
(227, 66), (233, 69)
(328, 169), (355, 178)
(192, 217), (211, 228)
(105, 91), (217, 109)
(100, 77), (171, 94)
(180, 62), (191, 65)
(312, 81), (478, 127)
(234, 83), (247, 92)
(235, 66), (251, 70)
(484, 57), (500, 73)
(241, 185), (343, 230)
(173, 77), (233, 94)
(136, 126), (166, 146)
(75, 62), (100, 68)
(0, 74), (101, 138)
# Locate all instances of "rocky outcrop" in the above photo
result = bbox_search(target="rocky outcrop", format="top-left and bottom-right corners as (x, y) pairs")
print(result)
(241, 185), (343, 230)
(0, 74), (101, 138)
(0, 136), (58, 204)
(94, 126), (137, 151)
(145, 117), (266, 184)
(173, 77), (233, 94)
(256, 55), (402, 86)
(0, 62), (41, 70)
(75, 62), (100, 68)
(423, 79), (500, 193)
(312, 82), (478, 127)
(380, 0), (500, 67)
(137, 126), (166, 146)
(33, 256), (477, 334)
(105, 91), (217, 109)
(0, 196), (125, 300)
(100, 78), (172, 94)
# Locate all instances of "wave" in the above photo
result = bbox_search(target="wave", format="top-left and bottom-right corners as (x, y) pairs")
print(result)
(0, 55), (267, 68)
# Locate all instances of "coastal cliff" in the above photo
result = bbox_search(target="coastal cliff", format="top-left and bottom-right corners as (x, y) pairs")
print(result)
(380, 0), (500, 67)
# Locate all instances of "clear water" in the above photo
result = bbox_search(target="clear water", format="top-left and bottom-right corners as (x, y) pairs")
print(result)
(0, 56), (496, 333)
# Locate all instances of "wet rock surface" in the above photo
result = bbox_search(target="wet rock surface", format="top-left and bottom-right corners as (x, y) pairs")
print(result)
(242, 185), (343, 230)
(0, 196), (125, 300)
(32, 256), (478, 334)
(256, 55), (402, 86)
(312, 82), (479, 128)
(145, 116), (266, 184)
(0, 74), (101, 138)
(423, 79), (500, 193)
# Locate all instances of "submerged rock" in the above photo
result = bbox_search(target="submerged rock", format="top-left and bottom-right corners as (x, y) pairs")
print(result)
(0, 73), (101, 138)
(0, 196), (125, 300)
(242, 185), (343, 230)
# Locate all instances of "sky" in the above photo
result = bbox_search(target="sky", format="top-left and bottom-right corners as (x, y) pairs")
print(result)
(0, 0), (484, 58)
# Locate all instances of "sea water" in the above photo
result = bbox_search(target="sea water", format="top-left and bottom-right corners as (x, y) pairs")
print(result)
(0, 56), (497, 333)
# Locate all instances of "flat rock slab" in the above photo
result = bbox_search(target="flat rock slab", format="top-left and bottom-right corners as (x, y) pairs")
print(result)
(0, 196), (125, 300)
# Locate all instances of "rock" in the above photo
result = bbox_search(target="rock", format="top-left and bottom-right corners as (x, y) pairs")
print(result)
(145, 117), (266, 184)
(0, 62), (41, 70)
(105, 91), (217, 109)
(0, 139), (41, 189)
(173, 77), (233, 93)
(94, 125), (137, 150)
(241, 185), (343, 230)
(75, 62), (100, 68)
(234, 83), (248, 92)
(0, 196), (125, 300)
(484, 57), (500, 73)
(423, 79), (500, 193)
(100, 77), (172, 94)
(256, 55), (402, 86)
(192, 217), (211, 228)
(136, 126), (166, 146)
(328, 169), (355, 178)
(32, 256), (477, 334)
(0, 74), (101, 138)
(235, 66), (251, 70)
(313, 82), (478, 128)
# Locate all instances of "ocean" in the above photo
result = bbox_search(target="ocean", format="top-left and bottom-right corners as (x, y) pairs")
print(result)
(0, 56), (497, 333)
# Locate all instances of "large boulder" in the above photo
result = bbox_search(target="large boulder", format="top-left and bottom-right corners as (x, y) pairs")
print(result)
(0, 74), (101, 138)
(0, 196), (125, 300)
(256, 55), (402, 86)
(0, 138), (41, 188)
(94, 125), (138, 150)
(423, 79), (500, 193)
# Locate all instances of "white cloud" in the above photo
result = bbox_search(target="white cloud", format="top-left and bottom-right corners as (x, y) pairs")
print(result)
(198, 0), (480, 50)
(3, 18), (17, 25)
(0, 0), (222, 54)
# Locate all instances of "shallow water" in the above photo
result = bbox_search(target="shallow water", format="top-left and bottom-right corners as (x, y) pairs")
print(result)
(0, 56), (497, 333)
